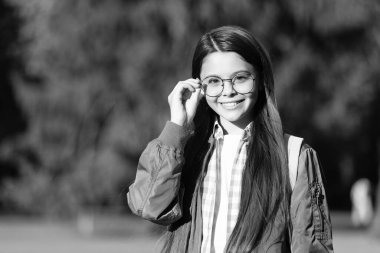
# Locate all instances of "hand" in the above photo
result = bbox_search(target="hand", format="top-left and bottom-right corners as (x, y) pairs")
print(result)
(168, 78), (203, 127)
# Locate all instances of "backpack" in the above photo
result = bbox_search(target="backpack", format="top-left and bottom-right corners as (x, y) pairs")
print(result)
(285, 134), (304, 190)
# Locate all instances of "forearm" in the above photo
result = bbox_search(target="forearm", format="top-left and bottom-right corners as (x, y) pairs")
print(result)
(127, 121), (192, 225)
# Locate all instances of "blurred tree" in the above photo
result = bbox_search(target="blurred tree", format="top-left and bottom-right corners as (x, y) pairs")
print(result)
(0, 0), (379, 219)
(0, 0), (27, 211)
(275, 0), (380, 210)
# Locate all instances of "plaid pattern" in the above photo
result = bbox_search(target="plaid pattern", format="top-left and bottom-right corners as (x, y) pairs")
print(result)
(201, 121), (252, 253)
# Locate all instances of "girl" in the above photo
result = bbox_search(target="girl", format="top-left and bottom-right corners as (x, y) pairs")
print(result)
(127, 26), (334, 253)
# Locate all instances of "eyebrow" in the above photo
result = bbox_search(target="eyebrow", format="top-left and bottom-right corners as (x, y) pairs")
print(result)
(201, 70), (252, 80)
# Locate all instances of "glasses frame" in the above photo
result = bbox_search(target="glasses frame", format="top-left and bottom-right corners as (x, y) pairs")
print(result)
(200, 72), (256, 97)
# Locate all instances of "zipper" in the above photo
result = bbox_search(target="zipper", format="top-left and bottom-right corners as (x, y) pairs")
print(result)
(315, 183), (324, 233)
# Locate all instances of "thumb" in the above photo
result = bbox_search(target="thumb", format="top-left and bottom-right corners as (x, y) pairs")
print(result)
(186, 88), (203, 123)
(190, 87), (202, 105)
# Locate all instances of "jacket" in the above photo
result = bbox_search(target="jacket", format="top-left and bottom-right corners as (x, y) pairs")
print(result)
(127, 121), (334, 252)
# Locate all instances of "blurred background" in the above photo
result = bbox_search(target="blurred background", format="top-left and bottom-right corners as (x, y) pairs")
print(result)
(0, 0), (379, 252)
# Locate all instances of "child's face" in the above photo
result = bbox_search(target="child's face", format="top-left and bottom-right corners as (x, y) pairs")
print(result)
(200, 52), (258, 128)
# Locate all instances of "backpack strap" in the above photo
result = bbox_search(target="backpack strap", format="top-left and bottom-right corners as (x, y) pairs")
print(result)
(285, 134), (304, 191)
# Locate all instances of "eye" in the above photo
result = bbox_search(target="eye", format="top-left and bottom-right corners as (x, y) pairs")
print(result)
(204, 77), (222, 86)
(234, 73), (251, 83)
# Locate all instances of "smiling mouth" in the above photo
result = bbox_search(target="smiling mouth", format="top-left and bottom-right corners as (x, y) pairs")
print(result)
(219, 99), (244, 109)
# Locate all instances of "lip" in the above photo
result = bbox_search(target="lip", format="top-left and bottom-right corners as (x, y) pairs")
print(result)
(219, 99), (245, 104)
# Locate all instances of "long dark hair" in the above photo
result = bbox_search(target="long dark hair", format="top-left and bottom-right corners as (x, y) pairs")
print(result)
(192, 26), (290, 251)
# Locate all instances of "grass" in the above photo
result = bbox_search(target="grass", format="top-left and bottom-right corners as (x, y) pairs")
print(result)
(0, 212), (379, 253)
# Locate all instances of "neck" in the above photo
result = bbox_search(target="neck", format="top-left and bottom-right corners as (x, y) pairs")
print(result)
(219, 117), (250, 135)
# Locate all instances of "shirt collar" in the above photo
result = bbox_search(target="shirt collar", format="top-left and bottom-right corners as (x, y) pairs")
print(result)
(212, 120), (224, 140)
(212, 118), (253, 142)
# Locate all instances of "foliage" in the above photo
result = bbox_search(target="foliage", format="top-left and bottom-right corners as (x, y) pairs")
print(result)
(0, 0), (379, 216)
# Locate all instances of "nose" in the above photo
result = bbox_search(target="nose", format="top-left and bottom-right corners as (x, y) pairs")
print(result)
(221, 80), (236, 96)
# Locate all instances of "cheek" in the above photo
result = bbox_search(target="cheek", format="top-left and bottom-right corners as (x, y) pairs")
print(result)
(250, 86), (259, 102)
(205, 96), (218, 107)
(244, 92), (259, 111)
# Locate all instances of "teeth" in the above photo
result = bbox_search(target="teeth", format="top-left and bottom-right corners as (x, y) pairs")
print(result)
(221, 101), (242, 109)
(223, 102), (238, 106)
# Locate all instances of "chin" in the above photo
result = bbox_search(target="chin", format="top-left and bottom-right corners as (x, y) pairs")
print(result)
(220, 113), (249, 124)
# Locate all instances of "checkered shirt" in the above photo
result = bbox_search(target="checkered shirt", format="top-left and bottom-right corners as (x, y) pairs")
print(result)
(201, 121), (253, 253)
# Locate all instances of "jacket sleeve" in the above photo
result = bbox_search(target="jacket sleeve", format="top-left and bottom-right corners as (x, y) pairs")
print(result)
(290, 145), (334, 253)
(127, 121), (192, 226)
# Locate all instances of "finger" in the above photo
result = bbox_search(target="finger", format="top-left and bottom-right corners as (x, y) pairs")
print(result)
(169, 83), (194, 106)
(178, 82), (196, 93)
(168, 92), (173, 105)
(186, 87), (202, 105)
(194, 87), (203, 101)
(198, 86), (205, 97)
(182, 78), (201, 89)
(200, 89), (205, 96)
(168, 86), (176, 103)
(169, 79), (200, 105)
(169, 82), (193, 103)
(184, 78), (200, 83)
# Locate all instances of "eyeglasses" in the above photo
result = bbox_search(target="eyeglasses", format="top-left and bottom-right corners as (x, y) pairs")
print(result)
(201, 71), (255, 97)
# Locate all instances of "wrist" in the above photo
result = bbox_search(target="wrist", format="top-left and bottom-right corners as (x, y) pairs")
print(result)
(170, 117), (185, 126)
(159, 121), (193, 150)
